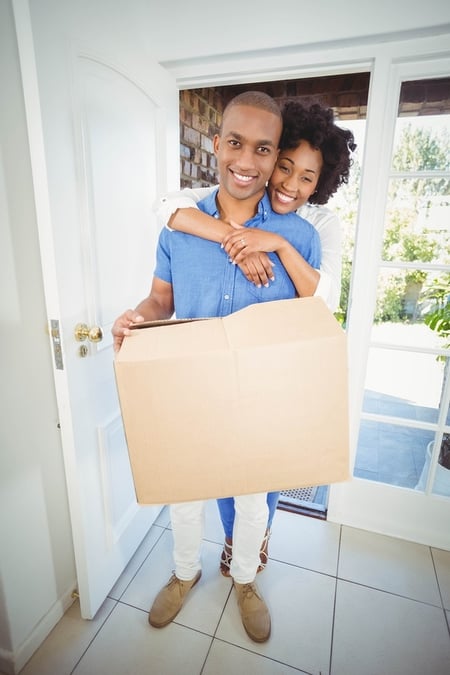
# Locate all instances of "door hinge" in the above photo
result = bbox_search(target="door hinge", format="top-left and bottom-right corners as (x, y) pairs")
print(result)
(50, 319), (64, 370)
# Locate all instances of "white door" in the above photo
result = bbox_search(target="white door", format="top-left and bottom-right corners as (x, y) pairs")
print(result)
(14, 0), (180, 618)
(327, 55), (450, 550)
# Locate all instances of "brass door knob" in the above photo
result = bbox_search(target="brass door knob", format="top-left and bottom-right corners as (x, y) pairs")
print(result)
(74, 323), (103, 343)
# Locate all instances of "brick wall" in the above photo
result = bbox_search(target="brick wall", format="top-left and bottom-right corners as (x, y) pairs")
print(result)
(179, 88), (224, 188)
(178, 74), (371, 189)
(178, 74), (450, 189)
(217, 73), (371, 120)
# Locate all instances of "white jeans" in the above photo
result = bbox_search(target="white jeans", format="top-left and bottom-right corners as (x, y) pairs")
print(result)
(170, 492), (268, 584)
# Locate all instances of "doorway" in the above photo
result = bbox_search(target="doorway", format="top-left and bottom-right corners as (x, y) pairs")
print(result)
(177, 73), (370, 516)
(176, 73), (450, 524)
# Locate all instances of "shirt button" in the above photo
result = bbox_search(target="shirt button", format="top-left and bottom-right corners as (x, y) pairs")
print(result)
(224, 294), (230, 300)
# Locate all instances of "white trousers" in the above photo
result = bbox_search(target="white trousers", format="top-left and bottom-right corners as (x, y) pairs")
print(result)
(170, 492), (268, 584)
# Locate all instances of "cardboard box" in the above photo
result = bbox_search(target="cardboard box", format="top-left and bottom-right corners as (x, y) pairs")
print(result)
(114, 297), (349, 504)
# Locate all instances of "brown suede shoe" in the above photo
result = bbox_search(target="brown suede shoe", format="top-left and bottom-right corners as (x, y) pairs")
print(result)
(234, 581), (271, 642)
(148, 571), (201, 628)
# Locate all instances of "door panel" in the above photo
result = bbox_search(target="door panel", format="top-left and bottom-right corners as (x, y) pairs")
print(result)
(15, 0), (179, 617)
(78, 57), (161, 339)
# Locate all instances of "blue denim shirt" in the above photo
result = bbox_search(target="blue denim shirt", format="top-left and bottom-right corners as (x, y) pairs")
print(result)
(154, 189), (321, 319)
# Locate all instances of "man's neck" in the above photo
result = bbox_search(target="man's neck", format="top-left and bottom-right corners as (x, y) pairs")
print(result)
(215, 188), (264, 225)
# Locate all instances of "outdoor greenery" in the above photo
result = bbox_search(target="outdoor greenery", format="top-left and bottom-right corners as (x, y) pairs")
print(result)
(332, 117), (450, 481)
(422, 273), (450, 467)
(422, 275), (450, 350)
(333, 120), (450, 334)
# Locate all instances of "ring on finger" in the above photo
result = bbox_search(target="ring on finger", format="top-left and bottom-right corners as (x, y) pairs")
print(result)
(240, 238), (246, 246)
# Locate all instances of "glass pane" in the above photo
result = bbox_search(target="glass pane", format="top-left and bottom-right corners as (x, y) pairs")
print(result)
(391, 114), (450, 172)
(363, 346), (444, 424)
(372, 267), (450, 339)
(354, 420), (434, 488)
(383, 178), (450, 266)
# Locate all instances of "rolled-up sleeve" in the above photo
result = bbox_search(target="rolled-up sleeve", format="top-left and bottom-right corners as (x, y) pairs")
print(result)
(154, 187), (214, 230)
(298, 205), (342, 312)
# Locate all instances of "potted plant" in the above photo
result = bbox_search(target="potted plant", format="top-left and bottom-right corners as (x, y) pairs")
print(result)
(438, 434), (450, 470)
(415, 276), (450, 493)
(416, 433), (450, 494)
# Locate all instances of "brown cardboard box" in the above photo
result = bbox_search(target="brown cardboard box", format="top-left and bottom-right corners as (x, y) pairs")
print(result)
(114, 297), (349, 504)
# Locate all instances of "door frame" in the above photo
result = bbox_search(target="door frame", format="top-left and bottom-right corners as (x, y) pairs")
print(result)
(166, 30), (450, 549)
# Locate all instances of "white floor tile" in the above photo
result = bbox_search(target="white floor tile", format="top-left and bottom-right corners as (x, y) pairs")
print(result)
(270, 508), (340, 575)
(72, 602), (212, 675)
(339, 525), (442, 605)
(203, 639), (309, 674)
(17, 510), (450, 675)
(120, 529), (233, 634)
(331, 579), (450, 675)
(153, 505), (171, 528)
(216, 559), (335, 674)
(432, 547), (450, 610)
(19, 598), (116, 675)
(108, 522), (166, 600)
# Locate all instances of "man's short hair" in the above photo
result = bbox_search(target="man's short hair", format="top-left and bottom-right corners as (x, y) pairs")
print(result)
(221, 91), (282, 131)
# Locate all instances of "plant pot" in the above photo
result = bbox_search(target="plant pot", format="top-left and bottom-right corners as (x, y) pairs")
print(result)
(415, 441), (450, 495)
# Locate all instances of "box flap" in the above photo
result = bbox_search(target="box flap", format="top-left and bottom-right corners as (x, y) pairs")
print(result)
(116, 316), (228, 361)
(223, 297), (343, 348)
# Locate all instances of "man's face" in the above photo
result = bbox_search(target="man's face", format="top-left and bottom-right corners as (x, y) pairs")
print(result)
(213, 104), (282, 202)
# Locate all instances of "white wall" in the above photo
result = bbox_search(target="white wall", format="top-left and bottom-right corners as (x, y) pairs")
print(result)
(149, 0), (450, 63)
(0, 2), (76, 673)
(1, 0), (449, 673)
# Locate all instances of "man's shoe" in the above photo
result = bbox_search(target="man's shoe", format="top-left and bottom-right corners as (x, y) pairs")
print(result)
(148, 571), (201, 628)
(234, 581), (271, 642)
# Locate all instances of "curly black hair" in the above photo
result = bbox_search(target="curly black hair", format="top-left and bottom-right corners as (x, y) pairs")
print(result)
(280, 100), (357, 205)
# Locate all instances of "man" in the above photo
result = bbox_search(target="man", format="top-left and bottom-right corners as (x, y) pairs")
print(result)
(112, 91), (321, 642)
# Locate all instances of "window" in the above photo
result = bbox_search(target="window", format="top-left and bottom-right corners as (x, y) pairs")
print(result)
(354, 77), (450, 495)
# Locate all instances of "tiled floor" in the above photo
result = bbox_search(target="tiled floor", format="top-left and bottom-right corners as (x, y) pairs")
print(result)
(19, 503), (450, 675)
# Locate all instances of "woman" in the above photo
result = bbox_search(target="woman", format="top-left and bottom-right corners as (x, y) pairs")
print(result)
(155, 99), (356, 575)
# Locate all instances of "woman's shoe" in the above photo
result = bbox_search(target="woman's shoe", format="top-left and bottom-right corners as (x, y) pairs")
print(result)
(219, 528), (271, 576)
(257, 528), (271, 573)
(220, 539), (233, 576)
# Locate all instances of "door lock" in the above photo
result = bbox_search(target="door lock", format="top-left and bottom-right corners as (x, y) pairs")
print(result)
(74, 323), (103, 343)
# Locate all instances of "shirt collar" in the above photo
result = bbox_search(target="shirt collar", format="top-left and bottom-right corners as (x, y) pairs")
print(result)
(204, 187), (272, 223)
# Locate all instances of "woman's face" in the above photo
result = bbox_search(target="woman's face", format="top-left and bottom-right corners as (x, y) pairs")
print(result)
(268, 139), (323, 214)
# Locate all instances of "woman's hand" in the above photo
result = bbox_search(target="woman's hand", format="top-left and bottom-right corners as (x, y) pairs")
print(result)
(222, 228), (285, 262)
(221, 227), (287, 287)
(236, 252), (275, 287)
